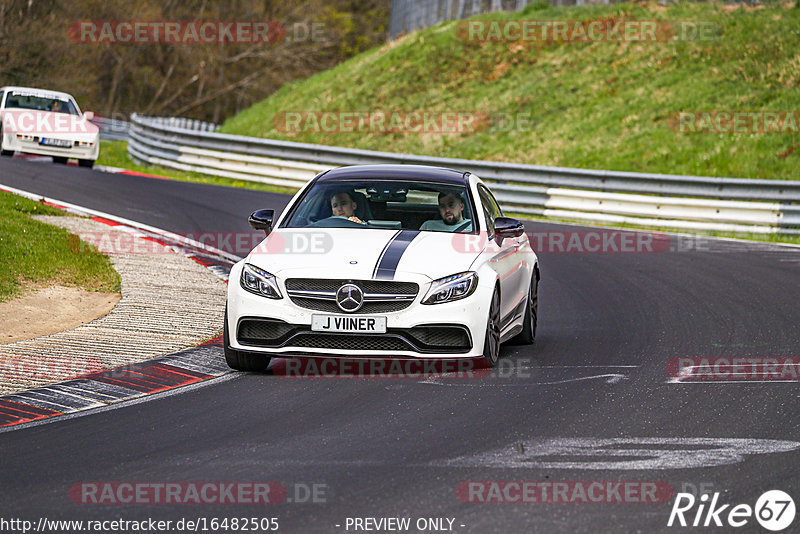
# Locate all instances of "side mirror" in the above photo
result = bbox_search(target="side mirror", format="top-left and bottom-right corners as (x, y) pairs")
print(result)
(84, 111), (95, 121)
(249, 209), (275, 236)
(494, 217), (525, 241)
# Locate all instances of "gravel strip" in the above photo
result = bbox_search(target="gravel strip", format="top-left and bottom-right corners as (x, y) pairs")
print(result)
(0, 216), (227, 395)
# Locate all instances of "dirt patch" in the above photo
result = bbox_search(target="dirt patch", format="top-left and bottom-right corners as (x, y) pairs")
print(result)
(0, 285), (120, 343)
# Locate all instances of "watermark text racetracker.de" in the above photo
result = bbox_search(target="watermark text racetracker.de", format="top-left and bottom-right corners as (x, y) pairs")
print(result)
(670, 111), (800, 134)
(68, 21), (327, 44)
(1, 109), (97, 135)
(451, 230), (675, 254)
(667, 357), (800, 381)
(273, 110), (534, 134)
(458, 480), (674, 503)
(457, 19), (720, 43)
(65, 229), (708, 256)
(68, 481), (328, 505)
(270, 356), (558, 379)
(0, 109), (134, 136)
(272, 357), (488, 379)
(66, 230), (333, 256)
(0, 355), (103, 384)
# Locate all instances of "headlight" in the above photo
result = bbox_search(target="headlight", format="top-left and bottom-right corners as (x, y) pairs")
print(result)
(422, 271), (478, 305)
(16, 134), (35, 142)
(240, 263), (282, 299)
(75, 140), (95, 147)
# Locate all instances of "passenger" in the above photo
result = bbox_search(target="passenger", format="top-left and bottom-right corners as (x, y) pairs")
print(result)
(420, 192), (472, 232)
(330, 191), (365, 224)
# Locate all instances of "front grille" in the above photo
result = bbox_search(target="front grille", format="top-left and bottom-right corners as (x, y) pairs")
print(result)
(290, 333), (412, 352)
(237, 321), (472, 354)
(285, 279), (418, 295)
(285, 278), (419, 314)
(289, 298), (412, 314)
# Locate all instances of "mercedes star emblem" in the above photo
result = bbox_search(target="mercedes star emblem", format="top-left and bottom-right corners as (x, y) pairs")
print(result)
(336, 283), (364, 312)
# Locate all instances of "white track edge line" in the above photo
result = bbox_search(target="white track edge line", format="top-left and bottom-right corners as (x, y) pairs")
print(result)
(0, 182), (244, 262)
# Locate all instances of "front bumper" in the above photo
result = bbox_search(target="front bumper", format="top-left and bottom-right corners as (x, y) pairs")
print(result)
(2, 133), (99, 160)
(237, 317), (472, 354)
(226, 261), (493, 359)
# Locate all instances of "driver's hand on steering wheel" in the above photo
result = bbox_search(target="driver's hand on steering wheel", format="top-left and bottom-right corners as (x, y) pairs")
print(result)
(348, 216), (365, 224)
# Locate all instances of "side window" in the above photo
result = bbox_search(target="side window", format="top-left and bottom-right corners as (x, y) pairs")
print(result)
(484, 186), (503, 218)
(478, 186), (496, 235)
(478, 185), (502, 235)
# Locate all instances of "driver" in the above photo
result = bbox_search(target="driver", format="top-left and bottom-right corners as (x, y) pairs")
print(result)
(330, 191), (365, 224)
(420, 192), (472, 232)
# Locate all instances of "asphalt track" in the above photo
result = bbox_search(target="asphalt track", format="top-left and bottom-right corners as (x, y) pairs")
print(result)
(3, 156), (800, 533)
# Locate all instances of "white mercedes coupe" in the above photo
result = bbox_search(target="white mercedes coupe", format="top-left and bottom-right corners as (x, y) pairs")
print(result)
(224, 165), (539, 370)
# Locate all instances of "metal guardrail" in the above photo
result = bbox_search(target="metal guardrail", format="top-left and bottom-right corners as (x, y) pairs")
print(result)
(128, 114), (800, 234)
(91, 117), (131, 142)
(95, 116), (218, 142)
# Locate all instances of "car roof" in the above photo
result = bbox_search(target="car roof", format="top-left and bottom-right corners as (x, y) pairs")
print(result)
(316, 165), (470, 186)
(0, 86), (76, 99)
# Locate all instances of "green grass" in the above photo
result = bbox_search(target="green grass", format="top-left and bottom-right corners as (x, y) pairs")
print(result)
(219, 0), (800, 181)
(97, 141), (300, 194)
(0, 191), (121, 302)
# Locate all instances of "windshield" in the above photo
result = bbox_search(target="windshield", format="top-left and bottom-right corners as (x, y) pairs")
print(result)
(4, 91), (80, 115)
(282, 179), (477, 233)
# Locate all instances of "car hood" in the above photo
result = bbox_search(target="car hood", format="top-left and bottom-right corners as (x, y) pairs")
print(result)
(0, 109), (99, 137)
(246, 228), (481, 281)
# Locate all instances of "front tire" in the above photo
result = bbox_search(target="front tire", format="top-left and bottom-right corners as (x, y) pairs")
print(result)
(78, 159), (95, 168)
(482, 288), (501, 367)
(224, 306), (271, 372)
(0, 128), (12, 156)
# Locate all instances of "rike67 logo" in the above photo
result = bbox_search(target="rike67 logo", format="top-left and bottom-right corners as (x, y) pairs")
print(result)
(668, 490), (795, 531)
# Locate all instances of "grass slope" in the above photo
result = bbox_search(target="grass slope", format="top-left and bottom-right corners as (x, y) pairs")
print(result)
(220, 0), (800, 180)
(0, 192), (120, 302)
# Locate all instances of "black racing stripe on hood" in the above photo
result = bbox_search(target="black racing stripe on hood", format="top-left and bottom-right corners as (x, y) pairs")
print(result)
(373, 230), (420, 280)
(372, 230), (400, 278)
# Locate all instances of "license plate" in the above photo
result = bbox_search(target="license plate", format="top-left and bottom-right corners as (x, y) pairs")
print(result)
(40, 138), (72, 147)
(311, 314), (387, 333)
